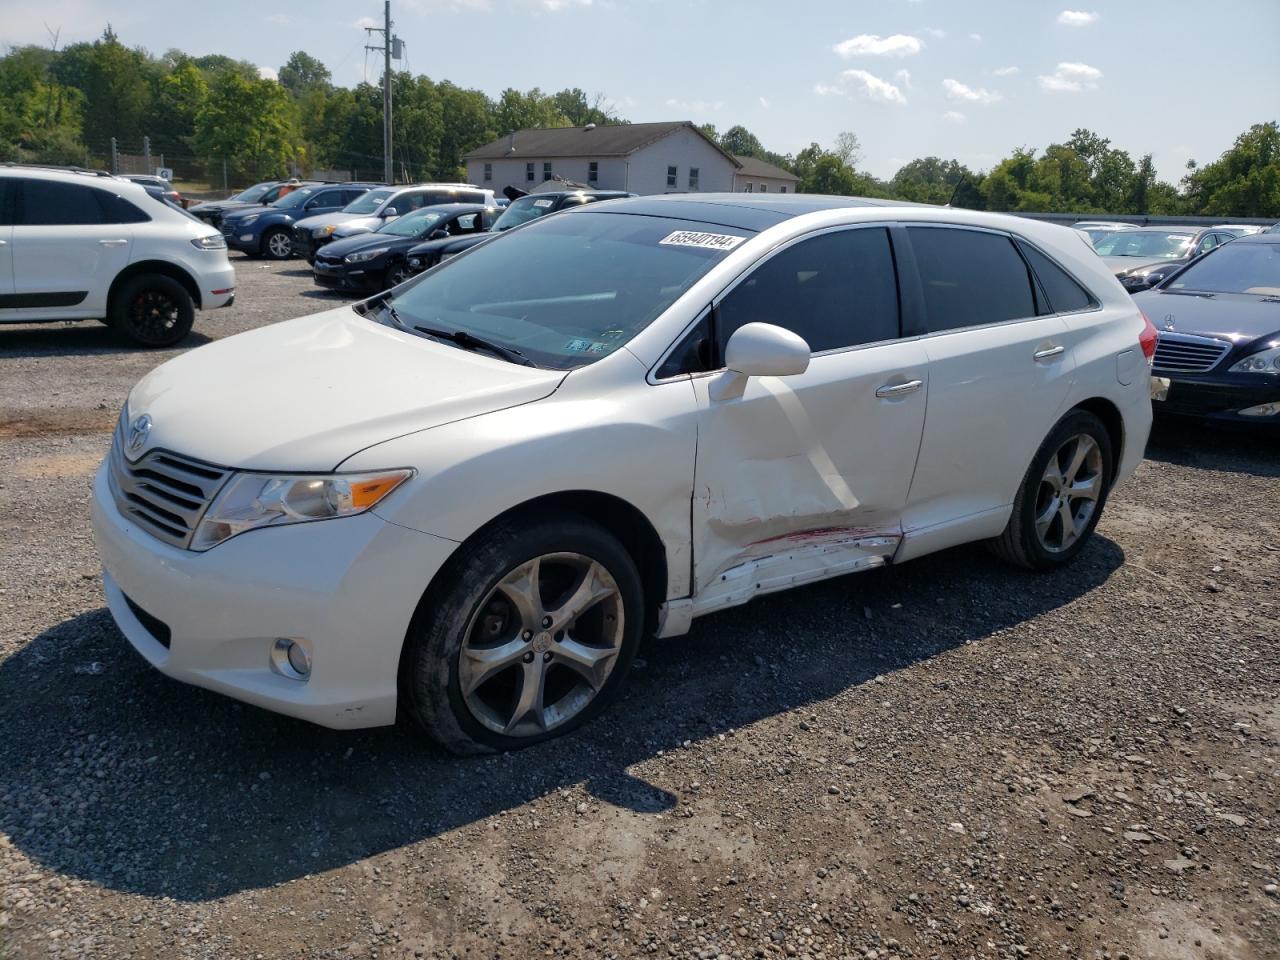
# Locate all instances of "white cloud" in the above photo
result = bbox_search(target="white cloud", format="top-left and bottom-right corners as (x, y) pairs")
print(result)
(840, 69), (908, 105)
(895, 69), (912, 89)
(942, 78), (1002, 104)
(257, 66), (279, 81)
(993, 66), (1020, 77)
(664, 98), (723, 113)
(968, 32), (983, 41)
(353, 15), (378, 28)
(834, 33), (924, 57)
(925, 27), (946, 38)
(943, 111), (966, 124)
(1056, 10), (1099, 26)
(531, 0), (592, 10)
(813, 82), (844, 97)
(1037, 61), (1103, 92)
(758, 96), (770, 109)
(265, 12), (290, 24)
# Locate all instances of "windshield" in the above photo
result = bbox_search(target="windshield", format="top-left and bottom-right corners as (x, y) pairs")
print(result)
(271, 186), (320, 210)
(492, 195), (558, 231)
(379, 209), (445, 237)
(232, 182), (274, 202)
(1166, 242), (1280, 296)
(1083, 228), (1120, 246)
(385, 211), (751, 369)
(344, 188), (394, 215)
(1094, 231), (1194, 259)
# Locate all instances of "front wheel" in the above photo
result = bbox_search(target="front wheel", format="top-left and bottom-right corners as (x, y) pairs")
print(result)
(383, 260), (413, 289)
(108, 274), (195, 348)
(402, 516), (644, 754)
(989, 409), (1113, 570)
(262, 228), (293, 260)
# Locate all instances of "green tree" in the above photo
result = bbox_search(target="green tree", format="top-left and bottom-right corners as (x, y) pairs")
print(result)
(494, 88), (569, 134)
(195, 70), (297, 181)
(77, 27), (155, 147)
(1182, 121), (1280, 218)
(279, 51), (331, 98)
(720, 124), (764, 158)
(890, 157), (980, 206)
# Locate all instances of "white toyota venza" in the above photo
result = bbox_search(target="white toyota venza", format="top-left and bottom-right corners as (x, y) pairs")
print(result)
(92, 194), (1157, 752)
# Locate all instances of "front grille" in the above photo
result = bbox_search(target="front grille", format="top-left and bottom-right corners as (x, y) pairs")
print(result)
(1152, 332), (1232, 374)
(220, 222), (233, 236)
(108, 424), (231, 549)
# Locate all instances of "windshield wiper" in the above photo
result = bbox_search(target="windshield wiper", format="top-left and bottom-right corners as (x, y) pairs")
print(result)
(413, 324), (536, 367)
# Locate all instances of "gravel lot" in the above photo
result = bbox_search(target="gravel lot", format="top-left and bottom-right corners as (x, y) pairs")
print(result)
(1, 256), (1277, 960)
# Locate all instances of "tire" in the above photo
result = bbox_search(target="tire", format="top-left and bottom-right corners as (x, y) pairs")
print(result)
(262, 228), (293, 260)
(109, 274), (195, 348)
(402, 515), (644, 754)
(989, 409), (1113, 570)
(383, 260), (412, 290)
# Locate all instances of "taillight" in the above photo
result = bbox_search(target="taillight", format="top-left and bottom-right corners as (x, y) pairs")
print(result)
(1138, 310), (1159, 362)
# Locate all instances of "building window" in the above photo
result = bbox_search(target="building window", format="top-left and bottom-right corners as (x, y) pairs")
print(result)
(744, 182), (753, 193)
(588, 161), (598, 183)
(760, 183), (768, 193)
(688, 167), (699, 191)
(483, 163), (492, 182)
(667, 165), (677, 188)
(781, 185), (788, 193)
(543, 161), (553, 180)
(526, 162), (535, 182)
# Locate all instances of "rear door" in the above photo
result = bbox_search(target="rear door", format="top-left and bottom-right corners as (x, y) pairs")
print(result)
(5, 178), (136, 319)
(0, 180), (14, 303)
(302, 188), (349, 217)
(899, 225), (1075, 539)
(688, 225), (929, 602)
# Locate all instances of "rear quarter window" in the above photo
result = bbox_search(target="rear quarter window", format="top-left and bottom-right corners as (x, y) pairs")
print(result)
(1017, 240), (1098, 313)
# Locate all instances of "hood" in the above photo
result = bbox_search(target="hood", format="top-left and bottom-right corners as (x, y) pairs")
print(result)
(221, 203), (278, 222)
(294, 211), (364, 232)
(321, 232), (415, 259)
(407, 232), (492, 258)
(332, 218), (383, 239)
(191, 199), (249, 213)
(1102, 255), (1186, 277)
(126, 306), (566, 471)
(1132, 289), (1280, 343)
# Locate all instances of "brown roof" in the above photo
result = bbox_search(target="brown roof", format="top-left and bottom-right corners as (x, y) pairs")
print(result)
(463, 121), (741, 167)
(732, 154), (800, 182)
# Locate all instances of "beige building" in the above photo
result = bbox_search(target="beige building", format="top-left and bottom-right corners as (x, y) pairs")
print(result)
(463, 121), (799, 197)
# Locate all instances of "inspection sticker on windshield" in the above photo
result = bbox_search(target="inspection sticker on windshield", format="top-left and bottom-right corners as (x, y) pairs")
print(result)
(533, 199), (554, 208)
(565, 338), (609, 354)
(659, 230), (745, 252)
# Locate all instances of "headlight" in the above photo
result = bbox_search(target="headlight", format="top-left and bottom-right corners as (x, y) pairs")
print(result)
(1229, 345), (1280, 375)
(191, 235), (226, 251)
(345, 248), (388, 264)
(439, 252), (458, 263)
(240, 214), (259, 226)
(314, 225), (337, 238)
(191, 469), (413, 551)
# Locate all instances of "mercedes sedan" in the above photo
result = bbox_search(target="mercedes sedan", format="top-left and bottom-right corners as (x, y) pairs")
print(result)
(92, 195), (1156, 752)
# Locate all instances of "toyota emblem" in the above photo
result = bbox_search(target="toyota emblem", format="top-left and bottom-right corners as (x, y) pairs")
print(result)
(126, 414), (152, 454)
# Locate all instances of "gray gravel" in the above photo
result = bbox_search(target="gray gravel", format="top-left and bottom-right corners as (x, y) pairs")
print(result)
(1, 256), (1277, 960)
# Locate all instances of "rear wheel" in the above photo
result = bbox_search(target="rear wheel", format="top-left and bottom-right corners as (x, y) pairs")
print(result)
(402, 516), (643, 754)
(990, 409), (1113, 570)
(109, 274), (194, 348)
(262, 228), (293, 260)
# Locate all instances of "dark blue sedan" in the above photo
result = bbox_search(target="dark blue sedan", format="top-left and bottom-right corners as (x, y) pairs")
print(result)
(1135, 233), (1280, 427)
(221, 183), (380, 259)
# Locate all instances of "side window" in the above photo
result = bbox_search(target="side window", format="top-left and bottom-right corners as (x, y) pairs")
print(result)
(0, 180), (15, 225)
(19, 179), (106, 226)
(313, 190), (343, 208)
(907, 227), (1037, 332)
(343, 189), (367, 205)
(1016, 240), (1097, 314)
(97, 191), (150, 224)
(715, 227), (900, 356)
(657, 313), (715, 378)
(459, 191), (485, 204)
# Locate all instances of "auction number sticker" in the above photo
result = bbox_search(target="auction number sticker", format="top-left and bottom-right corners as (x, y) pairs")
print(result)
(533, 199), (554, 208)
(659, 230), (746, 252)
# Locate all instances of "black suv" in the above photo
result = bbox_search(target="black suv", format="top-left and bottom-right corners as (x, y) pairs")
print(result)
(404, 190), (632, 275)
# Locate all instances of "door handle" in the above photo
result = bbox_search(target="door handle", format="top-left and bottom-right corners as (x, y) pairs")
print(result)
(1034, 344), (1065, 362)
(98, 239), (128, 247)
(875, 379), (924, 399)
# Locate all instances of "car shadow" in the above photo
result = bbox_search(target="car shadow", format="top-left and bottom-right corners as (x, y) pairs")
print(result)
(1146, 416), (1280, 478)
(0, 537), (1125, 901)
(0, 324), (213, 358)
(276, 268), (315, 278)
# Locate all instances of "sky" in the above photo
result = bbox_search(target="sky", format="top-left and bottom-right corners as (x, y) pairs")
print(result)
(2, 0), (1277, 181)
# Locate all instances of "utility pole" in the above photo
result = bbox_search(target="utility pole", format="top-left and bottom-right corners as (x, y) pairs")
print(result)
(365, 1), (402, 185)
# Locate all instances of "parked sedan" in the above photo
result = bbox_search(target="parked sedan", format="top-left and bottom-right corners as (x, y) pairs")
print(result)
(220, 183), (379, 259)
(92, 194), (1155, 752)
(403, 189), (632, 275)
(188, 180), (303, 228)
(1133, 232), (1280, 426)
(120, 174), (183, 207)
(1095, 226), (1236, 292)
(313, 204), (496, 292)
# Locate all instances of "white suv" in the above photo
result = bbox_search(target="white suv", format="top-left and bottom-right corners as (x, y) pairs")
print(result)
(92, 194), (1157, 753)
(0, 166), (235, 346)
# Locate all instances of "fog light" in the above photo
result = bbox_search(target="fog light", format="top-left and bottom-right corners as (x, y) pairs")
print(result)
(240, 234), (254, 242)
(271, 637), (312, 680)
(1239, 402), (1279, 417)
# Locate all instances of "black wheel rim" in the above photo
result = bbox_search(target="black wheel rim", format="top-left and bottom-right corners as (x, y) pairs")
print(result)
(128, 290), (180, 343)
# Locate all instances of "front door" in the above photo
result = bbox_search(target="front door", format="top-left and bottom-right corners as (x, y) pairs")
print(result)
(689, 226), (929, 611)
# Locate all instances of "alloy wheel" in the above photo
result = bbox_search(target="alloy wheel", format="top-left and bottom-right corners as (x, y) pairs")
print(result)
(1034, 433), (1103, 553)
(459, 552), (624, 738)
(128, 290), (180, 342)
(267, 231), (292, 258)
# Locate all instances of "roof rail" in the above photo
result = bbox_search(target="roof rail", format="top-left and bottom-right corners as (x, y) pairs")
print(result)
(0, 161), (117, 179)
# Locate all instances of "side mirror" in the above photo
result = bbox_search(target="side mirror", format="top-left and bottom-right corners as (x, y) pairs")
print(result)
(383, 207), (399, 218)
(709, 322), (810, 401)
(427, 228), (449, 241)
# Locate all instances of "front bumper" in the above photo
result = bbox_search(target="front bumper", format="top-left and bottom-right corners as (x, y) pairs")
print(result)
(294, 230), (333, 263)
(223, 228), (261, 255)
(1157, 372), (1280, 425)
(90, 461), (458, 729)
(313, 258), (380, 292)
